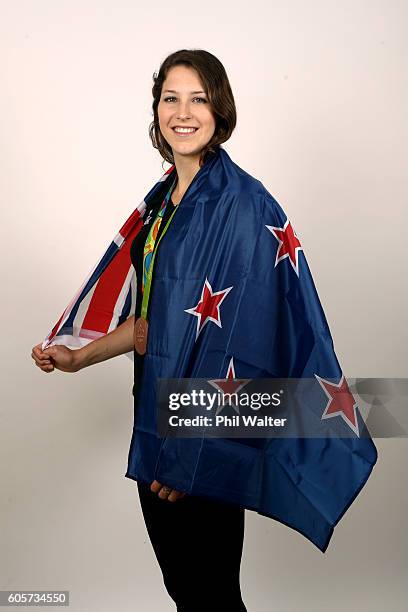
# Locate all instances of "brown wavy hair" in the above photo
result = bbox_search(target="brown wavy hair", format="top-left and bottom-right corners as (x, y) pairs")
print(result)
(149, 49), (237, 168)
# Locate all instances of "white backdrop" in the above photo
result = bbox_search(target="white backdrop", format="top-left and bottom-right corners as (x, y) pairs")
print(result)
(1, 1), (407, 610)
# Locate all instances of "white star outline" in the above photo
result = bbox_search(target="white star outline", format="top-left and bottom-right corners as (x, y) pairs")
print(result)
(265, 218), (303, 277)
(184, 277), (233, 341)
(207, 357), (252, 416)
(315, 373), (360, 437)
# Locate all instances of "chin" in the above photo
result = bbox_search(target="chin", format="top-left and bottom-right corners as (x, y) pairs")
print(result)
(173, 145), (202, 156)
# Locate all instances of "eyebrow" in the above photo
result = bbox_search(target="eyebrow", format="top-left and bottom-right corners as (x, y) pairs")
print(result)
(162, 90), (206, 95)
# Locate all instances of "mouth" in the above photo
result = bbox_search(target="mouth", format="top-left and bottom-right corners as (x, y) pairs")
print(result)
(172, 127), (199, 137)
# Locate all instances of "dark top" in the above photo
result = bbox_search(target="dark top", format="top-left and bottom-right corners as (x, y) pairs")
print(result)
(130, 179), (177, 399)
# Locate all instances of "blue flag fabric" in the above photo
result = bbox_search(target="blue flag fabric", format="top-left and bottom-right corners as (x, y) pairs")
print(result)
(126, 146), (378, 553)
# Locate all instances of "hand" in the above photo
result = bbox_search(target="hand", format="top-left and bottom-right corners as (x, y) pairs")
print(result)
(150, 480), (187, 502)
(31, 343), (81, 374)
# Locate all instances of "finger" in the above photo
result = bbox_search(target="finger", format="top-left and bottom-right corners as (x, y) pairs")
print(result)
(32, 354), (51, 367)
(33, 356), (52, 366)
(33, 346), (50, 360)
(167, 490), (186, 502)
(32, 349), (50, 361)
(32, 349), (51, 364)
(158, 486), (172, 500)
(150, 480), (162, 493)
(35, 361), (54, 372)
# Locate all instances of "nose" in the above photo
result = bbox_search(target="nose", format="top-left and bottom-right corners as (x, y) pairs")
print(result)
(176, 99), (193, 119)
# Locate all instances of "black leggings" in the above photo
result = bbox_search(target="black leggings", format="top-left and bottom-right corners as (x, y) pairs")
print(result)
(137, 480), (247, 611)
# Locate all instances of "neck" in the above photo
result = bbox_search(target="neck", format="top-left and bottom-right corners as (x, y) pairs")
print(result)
(171, 152), (202, 201)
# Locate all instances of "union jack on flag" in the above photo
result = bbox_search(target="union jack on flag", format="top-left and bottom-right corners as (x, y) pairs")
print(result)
(41, 166), (173, 359)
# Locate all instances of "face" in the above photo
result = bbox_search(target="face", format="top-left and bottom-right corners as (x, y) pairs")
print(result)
(158, 65), (216, 162)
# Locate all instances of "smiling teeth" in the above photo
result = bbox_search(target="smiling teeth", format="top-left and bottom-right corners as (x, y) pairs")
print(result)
(174, 127), (197, 133)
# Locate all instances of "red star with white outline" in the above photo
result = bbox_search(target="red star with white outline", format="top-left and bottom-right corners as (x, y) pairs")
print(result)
(315, 373), (360, 436)
(208, 357), (252, 415)
(266, 218), (303, 276)
(185, 277), (233, 340)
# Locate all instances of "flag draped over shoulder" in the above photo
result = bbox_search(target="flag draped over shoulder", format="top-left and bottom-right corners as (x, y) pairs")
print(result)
(41, 166), (173, 357)
(42, 146), (378, 553)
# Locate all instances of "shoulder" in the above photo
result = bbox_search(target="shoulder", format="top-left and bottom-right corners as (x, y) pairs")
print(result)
(219, 147), (264, 198)
(218, 148), (287, 225)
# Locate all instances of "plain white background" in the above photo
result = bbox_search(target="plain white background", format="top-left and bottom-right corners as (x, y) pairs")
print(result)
(1, 1), (407, 610)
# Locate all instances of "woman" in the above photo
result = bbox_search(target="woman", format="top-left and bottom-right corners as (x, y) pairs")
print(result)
(32, 49), (248, 611)
(32, 49), (377, 610)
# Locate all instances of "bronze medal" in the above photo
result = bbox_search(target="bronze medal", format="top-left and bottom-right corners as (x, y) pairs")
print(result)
(134, 316), (148, 355)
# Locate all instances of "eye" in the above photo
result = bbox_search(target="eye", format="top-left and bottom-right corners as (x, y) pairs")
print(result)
(163, 96), (207, 103)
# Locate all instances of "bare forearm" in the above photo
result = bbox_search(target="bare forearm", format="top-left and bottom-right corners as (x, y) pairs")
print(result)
(75, 315), (135, 369)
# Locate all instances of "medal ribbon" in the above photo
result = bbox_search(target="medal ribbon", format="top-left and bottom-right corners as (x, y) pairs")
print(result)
(140, 175), (178, 320)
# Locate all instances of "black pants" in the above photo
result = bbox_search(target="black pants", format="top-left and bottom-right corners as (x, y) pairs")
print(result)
(137, 480), (247, 611)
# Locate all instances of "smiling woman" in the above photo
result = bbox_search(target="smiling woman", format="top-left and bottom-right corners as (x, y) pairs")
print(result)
(157, 64), (217, 201)
(149, 51), (236, 206)
(35, 46), (377, 612)
(131, 51), (247, 611)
